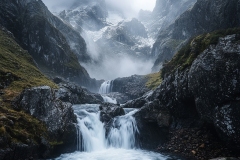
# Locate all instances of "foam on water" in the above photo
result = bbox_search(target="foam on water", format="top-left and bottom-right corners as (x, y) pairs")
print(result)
(56, 148), (170, 160)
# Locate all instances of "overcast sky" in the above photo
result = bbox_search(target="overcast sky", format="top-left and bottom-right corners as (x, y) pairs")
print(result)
(42, 0), (156, 16)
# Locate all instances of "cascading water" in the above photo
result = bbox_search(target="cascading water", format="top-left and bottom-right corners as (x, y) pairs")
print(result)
(99, 80), (113, 94)
(99, 80), (117, 104)
(107, 109), (138, 149)
(56, 104), (177, 160)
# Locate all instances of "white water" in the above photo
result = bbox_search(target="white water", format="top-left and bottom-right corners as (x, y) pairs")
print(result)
(101, 95), (117, 104)
(56, 104), (174, 160)
(99, 80), (113, 94)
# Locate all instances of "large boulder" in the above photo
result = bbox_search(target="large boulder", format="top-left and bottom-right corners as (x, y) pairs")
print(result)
(55, 81), (103, 104)
(112, 75), (150, 100)
(13, 86), (77, 157)
(99, 103), (125, 124)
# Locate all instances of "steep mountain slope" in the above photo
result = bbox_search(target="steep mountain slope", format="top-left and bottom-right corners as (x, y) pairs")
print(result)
(152, 0), (240, 71)
(139, 0), (196, 38)
(0, 0), (97, 90)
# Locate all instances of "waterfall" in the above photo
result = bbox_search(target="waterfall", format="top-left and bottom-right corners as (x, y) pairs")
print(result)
(73, 104), (138, 151)
(107, 109), (139, 149)
(99, 80), (113, 94)
(57, 105), (174, 160)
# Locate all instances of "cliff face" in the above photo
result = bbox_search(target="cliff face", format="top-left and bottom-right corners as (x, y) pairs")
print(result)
(125, 30), (240, 159)
(139, 0), (196, 38)
(0, 0), (98, 90)
(152, 0), (240, 71)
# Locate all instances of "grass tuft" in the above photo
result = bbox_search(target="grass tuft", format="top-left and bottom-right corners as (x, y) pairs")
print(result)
(145, 72), (162, 90)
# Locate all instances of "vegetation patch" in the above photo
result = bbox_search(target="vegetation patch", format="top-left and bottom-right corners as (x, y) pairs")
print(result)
(145, 72), (162, 90)
(161, 28), (240, 78)
(0, 104), (48, 146)
(0, 29), (57, 100)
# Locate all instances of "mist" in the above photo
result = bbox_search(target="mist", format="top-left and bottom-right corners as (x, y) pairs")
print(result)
(106, 0), (156, 18)
(82, 56), (153, 80)
(42, 0), (156, 17)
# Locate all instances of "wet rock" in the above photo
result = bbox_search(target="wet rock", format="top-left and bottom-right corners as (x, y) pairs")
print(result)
(99, 103), (125, 124)
(133, 100), (170, 149)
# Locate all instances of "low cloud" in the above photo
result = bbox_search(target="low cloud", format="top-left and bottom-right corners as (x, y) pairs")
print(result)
(82, 56), (153, 80)
(42, 0), (156, 16)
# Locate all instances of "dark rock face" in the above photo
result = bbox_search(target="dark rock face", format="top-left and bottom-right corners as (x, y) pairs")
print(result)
(139, 0), (196, 38)
(0, 0), (98, 91)
(152, 0), (240, 71)
(126, 34), (240, 153)
(188, 34), (240, 150)
(99, 103), (125, 124)
(56, 82), (104, 104)
(112, 75), (150, 100)
(133, 100), (170, 149)
(13, 86), (77, 157)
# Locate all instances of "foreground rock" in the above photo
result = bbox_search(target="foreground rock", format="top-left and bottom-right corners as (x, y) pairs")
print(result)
(99, 103), (125, 124)
(12, 86), (77, 158)
(125, 34), (240, 159)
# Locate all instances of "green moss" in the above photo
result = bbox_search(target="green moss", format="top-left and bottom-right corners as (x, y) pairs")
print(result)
(161, 27), (240, 78)
(0, 105), (48, 144)
(0, 29), (57, 100)
(145, 72), (162, 90)
(49, 141), (64, 146)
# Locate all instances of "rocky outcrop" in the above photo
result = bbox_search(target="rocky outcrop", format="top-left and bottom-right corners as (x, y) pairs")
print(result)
(13, 86), (77, 157)
(99, 103), (125, 124)
(0, 0), (98, 91)
(112, 75), (150, 100)
(125, 33), (240, 159)
(54, 78), (103, 104)
(152, 0), (240, 71)
(188, 34), (240, 150)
